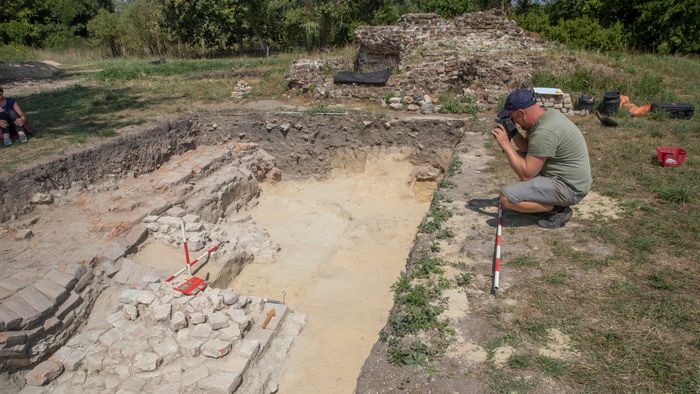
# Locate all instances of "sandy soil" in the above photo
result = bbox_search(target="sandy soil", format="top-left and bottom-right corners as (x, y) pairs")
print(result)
(230, 149), (433, 393)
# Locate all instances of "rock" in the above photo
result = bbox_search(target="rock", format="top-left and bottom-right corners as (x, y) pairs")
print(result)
(25, 360), (63, 386)
(165, 206), (186, 217)
(421, 102), (435, 114)
(280, 123), (290, 132)
(149, 337), (179, 362)
(182, 214), (200, 224)
(31, 193), (53, 205)
(362, 121), (373, 127)
(189, 312), (206, 325)
(221, 289), (239, 305)
(226, 309), (251, 330)
(407, 104), (420, 111)
(143, 215), (159, 223)
(179, 338), (206, 356)
(388, 97), (402, 104)
(133, 352), (161, 372)
(14, 229), (33, 240)
(217, 326), (241, 342)
(389, 103), (403, 110)
(151, 303), (172, 322)
(208, 312), (229, 330)
(62, 351), (85, 371)
(119, 289), (156, 305)
(142, 275), (160, 284)
(191, 323), (213, 339)
(197, 372), (242, 394)
(201, 339), (232, 358)
(122, 305), (139, 320)
(170, 311), (187, 331)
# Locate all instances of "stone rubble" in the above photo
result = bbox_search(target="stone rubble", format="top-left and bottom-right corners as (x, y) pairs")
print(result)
(231, 80), (253, 99)
(28, 282), (293, 393)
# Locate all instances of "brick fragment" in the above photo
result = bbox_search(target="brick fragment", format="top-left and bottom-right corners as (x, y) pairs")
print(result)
(25, 360), (63, 386)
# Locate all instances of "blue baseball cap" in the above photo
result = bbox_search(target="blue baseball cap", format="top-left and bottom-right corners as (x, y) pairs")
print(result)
(497, 88), (536, 119)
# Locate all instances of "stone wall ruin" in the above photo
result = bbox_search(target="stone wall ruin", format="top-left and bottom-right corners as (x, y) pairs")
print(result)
(286, 10), (557, 107)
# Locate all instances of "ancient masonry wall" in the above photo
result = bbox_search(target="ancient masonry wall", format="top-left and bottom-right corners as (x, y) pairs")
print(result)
(0, 261), (104, 371)
(286, 10), (557, 106)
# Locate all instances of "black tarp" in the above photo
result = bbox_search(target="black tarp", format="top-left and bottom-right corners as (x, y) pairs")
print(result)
(333, 68), (392, 86)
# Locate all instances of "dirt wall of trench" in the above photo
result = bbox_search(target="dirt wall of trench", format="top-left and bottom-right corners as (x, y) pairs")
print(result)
(0, 111), (467, 222)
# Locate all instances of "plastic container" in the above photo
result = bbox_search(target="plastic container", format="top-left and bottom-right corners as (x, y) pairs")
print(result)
(657, 146), (687, 167)
(577, 95), (595, 111)
(602, 91), (621, 115)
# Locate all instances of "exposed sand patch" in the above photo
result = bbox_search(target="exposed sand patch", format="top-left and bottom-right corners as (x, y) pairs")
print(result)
(439, 288), (471, 323)
(493, 345), (515, 369)
(446, 336), (487, 363)
(575, 191), (621, 221)
(539, 328), (580, 360)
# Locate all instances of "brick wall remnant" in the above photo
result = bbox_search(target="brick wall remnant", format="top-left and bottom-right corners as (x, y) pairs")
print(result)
(286, 10), (556, 105)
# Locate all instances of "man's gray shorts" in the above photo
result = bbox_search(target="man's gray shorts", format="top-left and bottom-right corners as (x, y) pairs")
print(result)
(501, 176), (586, 207)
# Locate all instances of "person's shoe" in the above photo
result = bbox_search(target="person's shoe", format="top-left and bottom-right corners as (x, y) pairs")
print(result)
(2, 135), (11, 146)
(537, 206), (573, 229)
(18, 133), (28, 143)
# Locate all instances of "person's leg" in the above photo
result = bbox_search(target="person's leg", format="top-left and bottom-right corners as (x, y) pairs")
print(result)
(0, 112), (11, 145)
(500, 176), (578, 228)
(7, 110), (27, 143)
(499, 193), (553, 213)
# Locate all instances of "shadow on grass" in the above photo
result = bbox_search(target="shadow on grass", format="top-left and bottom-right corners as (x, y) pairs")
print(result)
(21, 84), (163, 141)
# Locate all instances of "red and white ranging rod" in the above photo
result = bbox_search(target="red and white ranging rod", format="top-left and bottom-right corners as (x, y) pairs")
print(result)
(492, 202), (503, 293)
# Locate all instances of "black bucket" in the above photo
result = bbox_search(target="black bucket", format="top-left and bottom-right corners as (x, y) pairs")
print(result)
(602, 91), (621, 115)
(577, 95), (595, 111)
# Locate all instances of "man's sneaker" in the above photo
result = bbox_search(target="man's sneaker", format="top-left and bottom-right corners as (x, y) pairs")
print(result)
(537, 206), (573, 229)
(2, 135), (11, 146)
(18, 133), (28, 143)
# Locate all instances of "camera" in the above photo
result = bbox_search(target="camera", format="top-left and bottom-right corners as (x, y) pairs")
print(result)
(496, 115), (519, 140)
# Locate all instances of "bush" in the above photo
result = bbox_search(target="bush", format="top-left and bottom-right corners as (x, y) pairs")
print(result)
(0, 43), (34, 61)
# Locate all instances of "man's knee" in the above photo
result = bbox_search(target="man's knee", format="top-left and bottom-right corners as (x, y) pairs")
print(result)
(499, 192), (515, 209)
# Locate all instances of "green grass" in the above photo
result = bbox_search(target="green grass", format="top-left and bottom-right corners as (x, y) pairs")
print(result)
(507, 255), (538, 268)
(438, 93), (478, 115)
(91, 57), (290, 81)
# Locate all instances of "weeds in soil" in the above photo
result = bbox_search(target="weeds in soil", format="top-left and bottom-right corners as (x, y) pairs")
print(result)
(438, 179), (456, 189)
(456, 272), (472, 287)
(447, 156), (463, 176)
(439, 93), (478, 115)
(419, 194), (453, 235)
(382, 254), (453, 366)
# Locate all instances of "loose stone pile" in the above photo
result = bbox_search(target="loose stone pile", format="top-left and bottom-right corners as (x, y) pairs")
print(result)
(230, 80), (252, 99)
(144, 208), (215, 252)
(26, 279), (290, 393)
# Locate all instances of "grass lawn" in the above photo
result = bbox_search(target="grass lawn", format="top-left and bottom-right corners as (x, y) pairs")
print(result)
(485, 51), (699, 392)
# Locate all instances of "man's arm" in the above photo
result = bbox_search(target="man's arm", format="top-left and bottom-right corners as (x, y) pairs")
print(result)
(12, 102), (26, 126)
(491, 125), (545, 180)
(512, 132), (528, 152)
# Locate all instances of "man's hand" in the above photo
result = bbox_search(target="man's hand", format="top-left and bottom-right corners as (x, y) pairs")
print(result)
(14, 117), (25, 126)
(0, 119), (7, 128)
(490, 124), (511, 150)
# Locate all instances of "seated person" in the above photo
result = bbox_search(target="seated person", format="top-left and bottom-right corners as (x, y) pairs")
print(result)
(0, 86), (30, 145)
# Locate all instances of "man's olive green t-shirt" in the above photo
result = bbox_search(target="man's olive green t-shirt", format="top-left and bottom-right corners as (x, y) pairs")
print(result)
(527, 109), (592, 194)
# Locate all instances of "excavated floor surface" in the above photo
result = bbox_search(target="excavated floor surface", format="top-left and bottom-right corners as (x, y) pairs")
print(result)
(232, 148), (434, 393)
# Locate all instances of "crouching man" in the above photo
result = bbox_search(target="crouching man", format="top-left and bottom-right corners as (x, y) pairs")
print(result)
(491, 88), (592, 228)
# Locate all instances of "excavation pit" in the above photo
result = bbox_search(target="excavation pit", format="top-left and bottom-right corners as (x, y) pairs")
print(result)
(0, 111), (467, 393)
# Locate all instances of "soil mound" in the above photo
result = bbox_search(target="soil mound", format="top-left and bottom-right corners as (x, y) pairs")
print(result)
(0, 61), (61, 83)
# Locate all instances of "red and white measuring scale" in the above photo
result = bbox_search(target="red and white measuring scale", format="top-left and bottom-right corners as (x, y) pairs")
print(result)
(492, 202), (503, 293)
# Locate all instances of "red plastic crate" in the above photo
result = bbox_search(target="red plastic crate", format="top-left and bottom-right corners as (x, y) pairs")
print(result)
(657, 146), (687, 167)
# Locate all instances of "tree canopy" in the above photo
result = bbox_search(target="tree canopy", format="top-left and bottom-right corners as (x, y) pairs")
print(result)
(1, 0), (698, 56)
